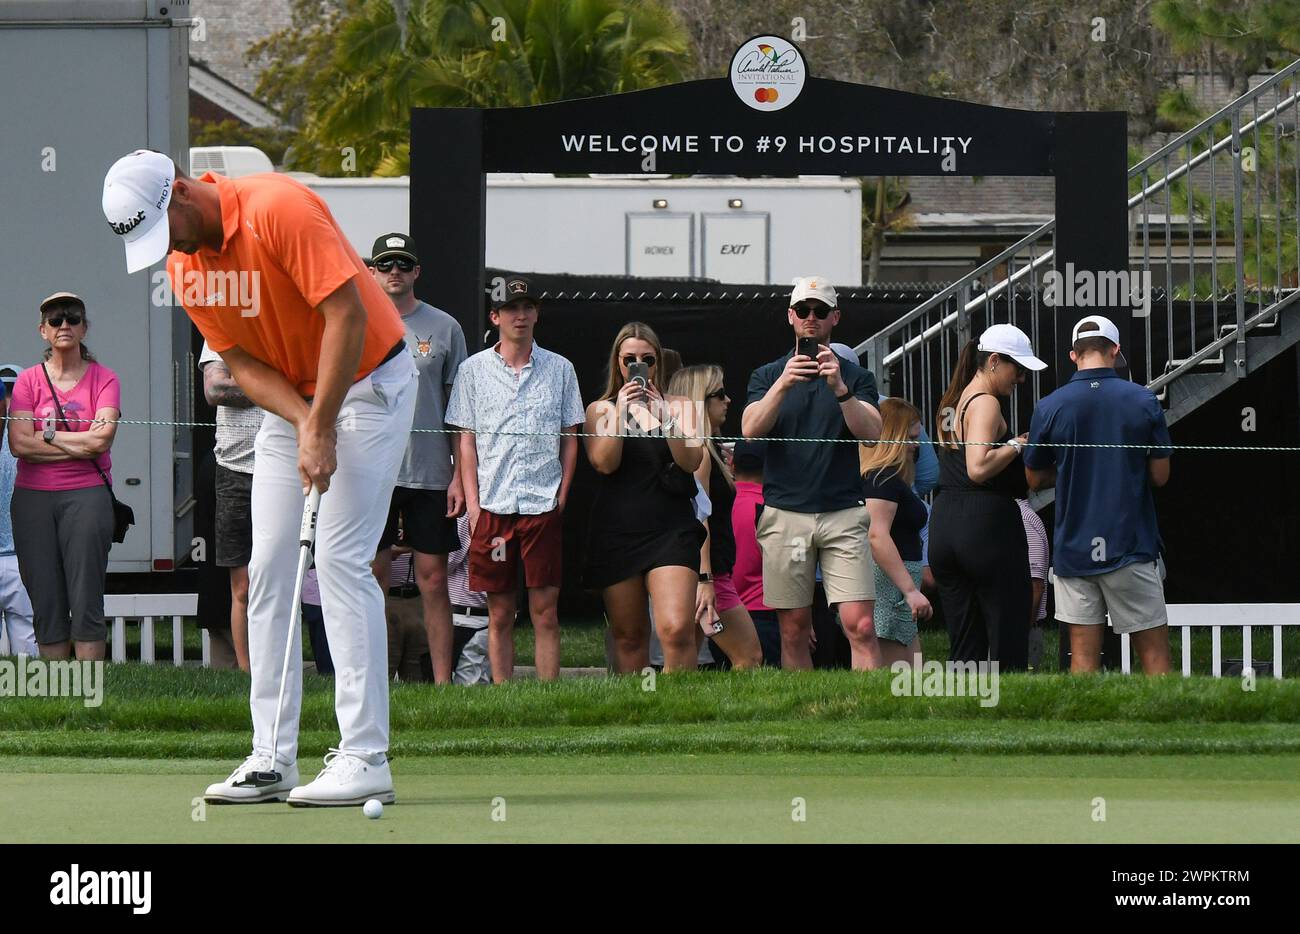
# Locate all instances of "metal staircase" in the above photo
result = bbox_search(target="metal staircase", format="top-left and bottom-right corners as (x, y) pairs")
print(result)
(862, 57), (1300, 431)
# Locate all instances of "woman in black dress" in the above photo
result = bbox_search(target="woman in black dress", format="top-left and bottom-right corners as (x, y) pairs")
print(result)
(584, 323), (705, 672)
(927, 324), (1046, 671)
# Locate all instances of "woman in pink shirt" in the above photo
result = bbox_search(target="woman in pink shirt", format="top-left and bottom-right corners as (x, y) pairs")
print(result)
(6, 293), (121, 659)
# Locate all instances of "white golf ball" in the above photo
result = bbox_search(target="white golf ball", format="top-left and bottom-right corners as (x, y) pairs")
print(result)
(363, 799), (383, 820)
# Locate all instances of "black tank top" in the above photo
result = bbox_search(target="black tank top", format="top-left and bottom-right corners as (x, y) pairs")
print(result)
(707, 450), (737, 575)
(937, 392), (1028, 498)
(589, 412), (698, 533)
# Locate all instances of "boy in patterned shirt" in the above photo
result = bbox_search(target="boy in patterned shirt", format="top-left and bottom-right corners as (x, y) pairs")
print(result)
(444, 277), (584, 682)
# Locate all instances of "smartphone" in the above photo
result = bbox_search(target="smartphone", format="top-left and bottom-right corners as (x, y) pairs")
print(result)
(627, 361), (650, 391)
(796, 336), (819, 360)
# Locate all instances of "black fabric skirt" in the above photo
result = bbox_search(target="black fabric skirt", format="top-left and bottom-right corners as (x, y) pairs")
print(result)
(583, 523), (706, 590)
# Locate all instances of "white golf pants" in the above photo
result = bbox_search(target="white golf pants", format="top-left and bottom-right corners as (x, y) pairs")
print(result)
(247, 352), (417, 767)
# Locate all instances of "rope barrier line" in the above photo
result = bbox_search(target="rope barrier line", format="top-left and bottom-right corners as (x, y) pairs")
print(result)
(0, 415), (1287, 451)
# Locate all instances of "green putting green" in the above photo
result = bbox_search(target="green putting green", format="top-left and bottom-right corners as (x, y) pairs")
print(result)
(1, 753), (1297, 843)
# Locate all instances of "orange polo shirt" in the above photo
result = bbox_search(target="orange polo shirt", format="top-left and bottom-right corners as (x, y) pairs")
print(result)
(167, 172), (403, 397)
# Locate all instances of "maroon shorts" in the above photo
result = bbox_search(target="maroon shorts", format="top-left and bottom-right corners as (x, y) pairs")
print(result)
(469, 509), (563, 593)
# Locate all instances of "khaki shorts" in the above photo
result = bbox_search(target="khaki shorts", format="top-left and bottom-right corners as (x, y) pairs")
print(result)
(756, 504), (875, 609)
(1053, 560), (1167, 634)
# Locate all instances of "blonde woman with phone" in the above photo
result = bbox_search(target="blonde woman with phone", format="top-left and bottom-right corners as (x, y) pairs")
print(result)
(583, 322), (704, 672)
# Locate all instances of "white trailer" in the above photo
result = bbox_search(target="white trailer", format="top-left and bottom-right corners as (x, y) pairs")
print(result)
(0, 0), (194, 573)
(277, 170), (864, 287)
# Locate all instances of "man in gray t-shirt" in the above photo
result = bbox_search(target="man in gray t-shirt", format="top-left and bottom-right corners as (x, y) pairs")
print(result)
(369, 233), (468, 684)
(198, 341), (266, 672)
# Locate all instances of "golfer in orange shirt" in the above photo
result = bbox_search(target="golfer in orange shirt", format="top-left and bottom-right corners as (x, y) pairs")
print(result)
(103, 150), (418, 806)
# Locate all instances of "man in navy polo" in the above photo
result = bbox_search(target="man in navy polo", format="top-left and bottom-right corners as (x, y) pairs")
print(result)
(1025, 315), (1172, 674)
(743, 277), (883, 670)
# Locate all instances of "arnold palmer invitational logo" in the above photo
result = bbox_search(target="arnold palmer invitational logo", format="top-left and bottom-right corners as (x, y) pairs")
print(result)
(730, 35), (806, 112)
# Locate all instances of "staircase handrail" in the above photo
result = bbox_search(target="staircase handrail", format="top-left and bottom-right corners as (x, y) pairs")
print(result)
(863, 56), (1300, 381)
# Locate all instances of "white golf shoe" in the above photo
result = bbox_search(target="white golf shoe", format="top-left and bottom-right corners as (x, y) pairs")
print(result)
(204, 753), (299, 804)
(287, 749), (396, 807)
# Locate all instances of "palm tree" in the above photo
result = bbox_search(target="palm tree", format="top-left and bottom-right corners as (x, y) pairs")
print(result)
(862, 177), (913, 285)
(289, 0), (690, 175)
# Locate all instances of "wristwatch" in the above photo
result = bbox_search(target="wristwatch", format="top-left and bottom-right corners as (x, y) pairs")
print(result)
(698, 572), (713, 583)
(43, 427), (56, 444)
(1006, 438), (1025, 454)
(835, 389), (854, 403)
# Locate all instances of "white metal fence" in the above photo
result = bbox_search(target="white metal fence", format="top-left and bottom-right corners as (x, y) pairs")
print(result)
(104, 593), (201, 666)
(1120, 604), (1297, 677)
(0, 594), (203, 660)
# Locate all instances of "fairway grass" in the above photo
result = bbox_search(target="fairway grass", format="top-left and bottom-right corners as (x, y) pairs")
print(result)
(6, 664), (1298, 843)
(1, 753), (1296, 843)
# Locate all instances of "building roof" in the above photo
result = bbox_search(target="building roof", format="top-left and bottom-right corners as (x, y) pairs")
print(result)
(189, 60), (280, 128)
(905, 175), (1056, 219)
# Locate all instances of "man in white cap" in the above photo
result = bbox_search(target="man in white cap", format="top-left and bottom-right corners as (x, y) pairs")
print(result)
(1025, 315), (1172, 674)
(102, 149), (418, 805)
(742, 277), (883, 670)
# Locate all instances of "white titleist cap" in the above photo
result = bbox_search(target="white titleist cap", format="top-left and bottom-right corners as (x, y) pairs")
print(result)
(790, 276), (837, 308)
(977, 323), (1047, 371)
(1071, 314), (1127, 366)
(102, 150), (176, 273)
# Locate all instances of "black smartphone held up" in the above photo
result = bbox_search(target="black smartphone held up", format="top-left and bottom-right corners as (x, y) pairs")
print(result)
(796, 336), (819, 360)
(627, 361), (650, 392)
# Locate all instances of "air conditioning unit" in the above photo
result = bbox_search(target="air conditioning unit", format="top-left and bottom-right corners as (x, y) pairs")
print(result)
(188, 146), (275, 178)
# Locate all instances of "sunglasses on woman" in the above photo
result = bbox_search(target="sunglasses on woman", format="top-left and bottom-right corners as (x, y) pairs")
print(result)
(44, 314), (83, 328)
(374, 258), (415, 273)
(705, 389), (728, 401)
(792, 302), (832, 319)
(622, 354), (656, 367)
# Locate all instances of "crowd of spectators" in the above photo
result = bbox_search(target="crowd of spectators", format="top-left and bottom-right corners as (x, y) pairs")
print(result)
(5, 259), (1172, 677)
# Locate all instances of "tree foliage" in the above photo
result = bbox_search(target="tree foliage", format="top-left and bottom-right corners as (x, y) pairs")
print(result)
(250, 0), (690, 175)
(666, 0), (1169, 136)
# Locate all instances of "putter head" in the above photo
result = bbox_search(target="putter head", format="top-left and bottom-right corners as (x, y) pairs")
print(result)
(234, 770), (283, 788)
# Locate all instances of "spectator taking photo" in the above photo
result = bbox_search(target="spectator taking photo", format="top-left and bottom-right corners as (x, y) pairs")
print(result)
(741, 276), (884, 670)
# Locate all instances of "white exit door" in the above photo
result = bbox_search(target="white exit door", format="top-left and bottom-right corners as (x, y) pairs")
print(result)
(702, 213), (770, 282)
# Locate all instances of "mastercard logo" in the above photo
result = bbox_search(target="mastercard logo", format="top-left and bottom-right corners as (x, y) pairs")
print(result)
(753, 87), (779, 103)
